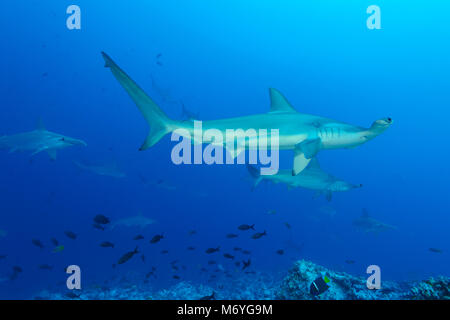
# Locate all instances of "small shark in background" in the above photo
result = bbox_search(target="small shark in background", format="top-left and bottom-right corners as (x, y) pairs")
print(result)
(110, 213), (157, 229)
(352, 209), (396, 234)
(101, 52), (392, 175)
(247, 158), (361, 201)
(73, 161), (126, 178)
(0, 229), (7, 238)
(0, 120), (86, 160)
(181, 103), (200, 121)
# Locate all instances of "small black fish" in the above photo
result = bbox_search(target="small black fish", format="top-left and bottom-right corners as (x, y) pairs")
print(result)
(276, 249), (284, 255)
(223, 253), (234, 260)
(205, 247), (220, 254)
(141, 255), (146, 263)
(0, 255), (7, 260)
(208, 260), (217, 265)
(38, 264), (53, 270)
(188, 230), (197, 236)
(233, 247), (242, 252)
(238, 224), (255, 231)
(173, 275), (180, 280)
(156, 53), (162, 59)
(242, 259), (251, 270)
(187, 246), (196, 251)
(156, 61), (163, 66)
(242, 250), (251, 255)
(345, 260), (356, 264)
(160, 250), (169, 254)
(93, 214), (110, 225)
(117, 247), (139, 264)
(100, 241), (115, 248)
(64, 231), (77, 240)
(32, 239), (44, 249)
(251, 230), (267, 239)
(199, 291), (216, 300)
(429, 248), (443, 254)
(226, 233), (239, 239)
(50, 238), (59, 246)
(13, 266), (23, 273)
(133, 235), (144, 240)
(65, 292), (81, 299)
(150, 234), (164, 244)
(92, 223), (105, 231)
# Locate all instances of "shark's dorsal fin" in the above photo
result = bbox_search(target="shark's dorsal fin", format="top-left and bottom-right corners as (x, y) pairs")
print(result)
(37, 118), (46, 131)
(269, 88), (297, 114)
(362, 208), (370, 218)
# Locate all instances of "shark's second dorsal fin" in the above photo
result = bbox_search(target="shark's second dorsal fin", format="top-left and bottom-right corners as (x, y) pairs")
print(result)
(269, 88), (297, 114)
(37, 118), (46, 131)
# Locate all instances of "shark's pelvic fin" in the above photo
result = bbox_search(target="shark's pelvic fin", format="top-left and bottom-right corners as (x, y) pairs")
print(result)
(268, 88), (297, 114)
(101, 52), (178, 150)
(246, 164), (263, 190)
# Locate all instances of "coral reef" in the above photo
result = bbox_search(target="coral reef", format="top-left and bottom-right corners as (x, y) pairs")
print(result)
(33, 260), (449, 300)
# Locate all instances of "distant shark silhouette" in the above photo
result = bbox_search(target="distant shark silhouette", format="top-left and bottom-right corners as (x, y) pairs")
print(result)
(353, 209), (396, 234)
(110, 213), (156, 229)
(101, 52), (392, 175)
(73, 160), (126, 178)
(247, 158), (361, 201)
(0, 120), (86, 160)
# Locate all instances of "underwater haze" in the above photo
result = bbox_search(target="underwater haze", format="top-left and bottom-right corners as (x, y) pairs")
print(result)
(0, 1), (449, 300)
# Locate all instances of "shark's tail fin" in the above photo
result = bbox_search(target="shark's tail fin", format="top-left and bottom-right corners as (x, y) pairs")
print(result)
(246, 164), (263, 190)
(101, 52), (179, 150)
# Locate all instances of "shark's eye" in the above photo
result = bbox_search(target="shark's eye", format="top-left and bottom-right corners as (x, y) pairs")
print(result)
(387, 118), (392, 123)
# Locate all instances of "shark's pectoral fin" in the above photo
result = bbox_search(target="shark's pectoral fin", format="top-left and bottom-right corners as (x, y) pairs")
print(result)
(31, 147), (47, 156)
(292, 138), (322, 175)
(299, 138), (322, 159)
(46, 149), (57, 161)
(292, 149), (311, 175)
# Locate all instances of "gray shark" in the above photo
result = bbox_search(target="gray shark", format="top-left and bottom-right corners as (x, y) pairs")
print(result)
(247, 158), (361, 201)
(353, 209), (396, 234)
(0, 121), (86, 160)
(101, 52), (392, 175)
(73, 161), (126, 178)
(110, 213), (156, 229)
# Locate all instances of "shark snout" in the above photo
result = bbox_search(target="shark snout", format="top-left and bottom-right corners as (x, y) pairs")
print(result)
(60, 137), (87, 147)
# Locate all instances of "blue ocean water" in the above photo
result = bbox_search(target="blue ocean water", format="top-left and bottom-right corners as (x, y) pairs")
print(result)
(1, 1), (449, 299)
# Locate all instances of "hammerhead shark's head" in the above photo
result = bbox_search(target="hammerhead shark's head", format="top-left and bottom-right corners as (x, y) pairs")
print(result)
(247, 158), (361, 201)
(0, 121), (86, 160)
(101, 52), (393, 175)
(73, 161), (126, 178)
(353, 209), (396, 234)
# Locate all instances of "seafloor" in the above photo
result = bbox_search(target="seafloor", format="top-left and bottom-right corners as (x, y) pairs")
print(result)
(33, 260), (449, 300)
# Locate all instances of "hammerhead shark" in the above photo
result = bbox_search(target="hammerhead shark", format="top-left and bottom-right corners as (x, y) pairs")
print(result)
(247, 158), (361, 201)
(73, 160), (126, 178)
(101, 52), (392, 175)
(0, 120), (86, 160)
(353, 209), (396, 234)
